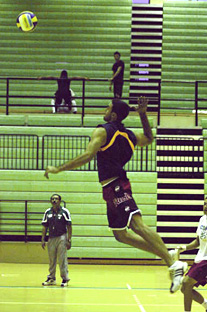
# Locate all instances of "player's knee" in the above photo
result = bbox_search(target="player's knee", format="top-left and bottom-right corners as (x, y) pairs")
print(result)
(181, 277), (192, 293)
(113, 231), (127, 243)
(180, 282), (185, 293)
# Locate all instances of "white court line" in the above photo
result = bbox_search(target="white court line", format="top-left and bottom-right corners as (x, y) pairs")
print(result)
(126, 283), (131, 290)
(133, 294), (146, 312)
(127, 283), (146, 312)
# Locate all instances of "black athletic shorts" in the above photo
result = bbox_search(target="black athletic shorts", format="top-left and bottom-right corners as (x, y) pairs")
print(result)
(55, 90), (72, 110)
(102, 178), (141, 230)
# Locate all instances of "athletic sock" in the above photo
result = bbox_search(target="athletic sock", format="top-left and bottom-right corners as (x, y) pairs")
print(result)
(202, 299), (207, 309)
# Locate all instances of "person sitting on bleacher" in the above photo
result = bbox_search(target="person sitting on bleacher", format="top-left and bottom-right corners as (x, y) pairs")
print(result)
(51, 88), (77, 114)
(38, 70), (89, 113)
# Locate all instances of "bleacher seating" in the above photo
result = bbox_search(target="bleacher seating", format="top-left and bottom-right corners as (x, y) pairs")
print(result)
(0, 170), (157, 259)
(0, 0), (132, 114)
(2, 0), (207, 262)
(161, 1), (207, 113)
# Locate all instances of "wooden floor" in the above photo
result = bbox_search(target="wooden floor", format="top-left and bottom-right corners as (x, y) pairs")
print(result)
(0, 263), (206, 312)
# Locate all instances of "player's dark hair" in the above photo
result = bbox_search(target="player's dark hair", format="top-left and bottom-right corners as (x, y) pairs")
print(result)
(112, 99), (130, 122)
(114, 51), (121, 57)
(60, 70), (68, 79)
(50, 194), (62, 201)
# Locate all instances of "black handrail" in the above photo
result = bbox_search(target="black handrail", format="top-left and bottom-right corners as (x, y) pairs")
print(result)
(195, 81), (198, 127)
(0, 77), (207, 125)
(6, 78), (9, 116)
(0, 199), (66, 243)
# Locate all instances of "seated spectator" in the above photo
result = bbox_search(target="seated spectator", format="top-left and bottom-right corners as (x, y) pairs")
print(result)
(38, 70), (88, 113)
(51, 89), (77, 114)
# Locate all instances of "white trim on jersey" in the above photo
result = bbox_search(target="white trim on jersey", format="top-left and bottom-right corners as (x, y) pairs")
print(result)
(62, 207), (71, 222)
(42, 208), (51, 223)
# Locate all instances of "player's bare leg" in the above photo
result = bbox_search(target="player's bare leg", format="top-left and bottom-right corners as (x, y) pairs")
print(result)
(130, 214), (173, 266)
(113, 228), (166, 257)
(113, 214), (172, 266)
(181, 276), (197, 311)
(113, 213), (188, 293)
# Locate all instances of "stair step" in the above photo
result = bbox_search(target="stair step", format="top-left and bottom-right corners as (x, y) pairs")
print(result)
(158, 194), (204, 200)
(157, 215), (201, 221)
(157, 211), (203, 216)
(156, 127), (204, 255)
(157, 199), (204, 205)
(157, 178), (204, 184)
(156, 139), (203, 146)
(157, 204), (203, 211)
(157, 128), (203, 136)
(157, 226), (197, 232)
(157, 221), (199, 226)
(159, 233), (197, 238)
(157, 160), (203, 166)
(157, 189), (204, 194)
(157, 183), (204, 189)
(157, 151), (203, 157)
(157, 172), (204, 178)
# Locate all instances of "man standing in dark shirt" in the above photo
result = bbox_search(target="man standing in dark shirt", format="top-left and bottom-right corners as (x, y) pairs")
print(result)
(109, 51), (125, 98)
(44, 97), (188, 294)
(41, 194), (72, 287)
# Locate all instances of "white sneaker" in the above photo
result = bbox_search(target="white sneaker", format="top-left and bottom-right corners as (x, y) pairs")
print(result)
(60, 278), (70, 287)
(42, 277), (56, 286)
(169, 249), (180, 262)
(169, 261), (188, 293)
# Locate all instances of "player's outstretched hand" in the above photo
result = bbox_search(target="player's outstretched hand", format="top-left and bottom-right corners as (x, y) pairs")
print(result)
(137, 96), (148, 114)
(129, 96), (149, 114)
(44, 166), (59, 179)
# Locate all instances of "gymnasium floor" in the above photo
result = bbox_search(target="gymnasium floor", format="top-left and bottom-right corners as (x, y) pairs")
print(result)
(0, 263), (206, 312)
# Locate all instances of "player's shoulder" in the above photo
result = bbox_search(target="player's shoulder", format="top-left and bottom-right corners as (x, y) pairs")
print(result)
(93, 125), (107, 138)
(45, 207), (52, 214)
(198, 215), (207, 226)
(62, 207), (70, 213)
(199, 215), (206, 223)
(61, 207), (72, 221)
(126, 128), (137, 144)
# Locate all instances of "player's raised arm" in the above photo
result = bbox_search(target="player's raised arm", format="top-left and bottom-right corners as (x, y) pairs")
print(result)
(38, 76), (57, 80)
(44, 127), (107, 179)
(132, 96), (154, 147)
(70, 76), (90, 80)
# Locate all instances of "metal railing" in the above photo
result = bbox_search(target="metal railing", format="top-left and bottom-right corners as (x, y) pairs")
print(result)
(0, 134), (39, 170)
(1, 134), (206, 172)
(42, 135), (92, 170)
(0, 199), (66, 242)
(0, 77), (132, 122)
(0, 134), (156, 171)
(1, 77), (207, 125)
(159, 80), (207, 126)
